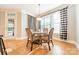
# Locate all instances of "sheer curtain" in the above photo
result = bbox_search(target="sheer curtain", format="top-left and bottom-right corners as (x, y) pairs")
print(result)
(41, 11), (60, 38)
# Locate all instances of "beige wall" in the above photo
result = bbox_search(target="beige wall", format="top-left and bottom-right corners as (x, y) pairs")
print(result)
(21, 12), (28, 39)
(76, 5), (79, 47)
(69, 4), (79, 48)
(67, 5), (77, 42)
(16, 11), (22, 38)
(0, 11), (5, 36)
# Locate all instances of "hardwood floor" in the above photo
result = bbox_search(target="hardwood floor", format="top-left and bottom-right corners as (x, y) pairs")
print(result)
(2, 38), (79, 55)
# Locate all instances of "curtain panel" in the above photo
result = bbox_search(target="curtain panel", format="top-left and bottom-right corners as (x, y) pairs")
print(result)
(28, 15), (36, 31)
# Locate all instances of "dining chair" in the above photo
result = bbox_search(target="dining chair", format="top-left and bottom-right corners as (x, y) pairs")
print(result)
(0, 35), (7, 55)
(25, 28), (40, 51)
(25, 28), (32, 47)
(48, 28), (54, 46)
(43, 28), (48, 33)
(41, 28), (54, 50)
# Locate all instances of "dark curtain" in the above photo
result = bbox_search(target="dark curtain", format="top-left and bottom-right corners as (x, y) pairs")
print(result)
(28, 15), (36, 31)
(60, 7), (68, 40)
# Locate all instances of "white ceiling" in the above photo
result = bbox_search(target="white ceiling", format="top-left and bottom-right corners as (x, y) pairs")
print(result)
(0, 4), (61, 16)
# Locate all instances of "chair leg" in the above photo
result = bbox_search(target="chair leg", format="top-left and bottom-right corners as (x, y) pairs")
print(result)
(31, 42), (33, 51)
(26, 38), (29, 47)
(50, 40), (54, 46)
(47, 42), (50, 51)
(41, 40), (42, 46)
(1, 39), (7, 55)
(0, 39), (4, 55)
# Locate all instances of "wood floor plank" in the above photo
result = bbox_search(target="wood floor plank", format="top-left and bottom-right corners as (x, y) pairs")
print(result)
(3, 38), (79, 55)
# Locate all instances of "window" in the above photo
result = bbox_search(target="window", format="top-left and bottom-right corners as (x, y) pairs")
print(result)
(8, 19), (15, 37)
(53, 11), (60, 34)
(7, 13), (16, 37)
(41, 11), (60, 34)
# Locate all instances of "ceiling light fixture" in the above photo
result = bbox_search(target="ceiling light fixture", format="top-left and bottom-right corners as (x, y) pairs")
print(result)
(37, 4), (42, 21)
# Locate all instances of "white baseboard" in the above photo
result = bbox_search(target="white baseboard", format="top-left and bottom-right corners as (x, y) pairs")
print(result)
(15, 37), (27, 40)
(2, 37), (28, 40)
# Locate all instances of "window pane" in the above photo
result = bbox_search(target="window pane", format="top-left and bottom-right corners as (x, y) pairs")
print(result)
(41, 11), (60, 34)
(8, 19), (14, 37)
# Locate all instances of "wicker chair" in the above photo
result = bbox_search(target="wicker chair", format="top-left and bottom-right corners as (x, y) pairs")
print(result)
(25, 28), (41, 51)
(0, 35), (7, 55)
(43, 28), (48, 33)
(41, 28), (54, 50)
